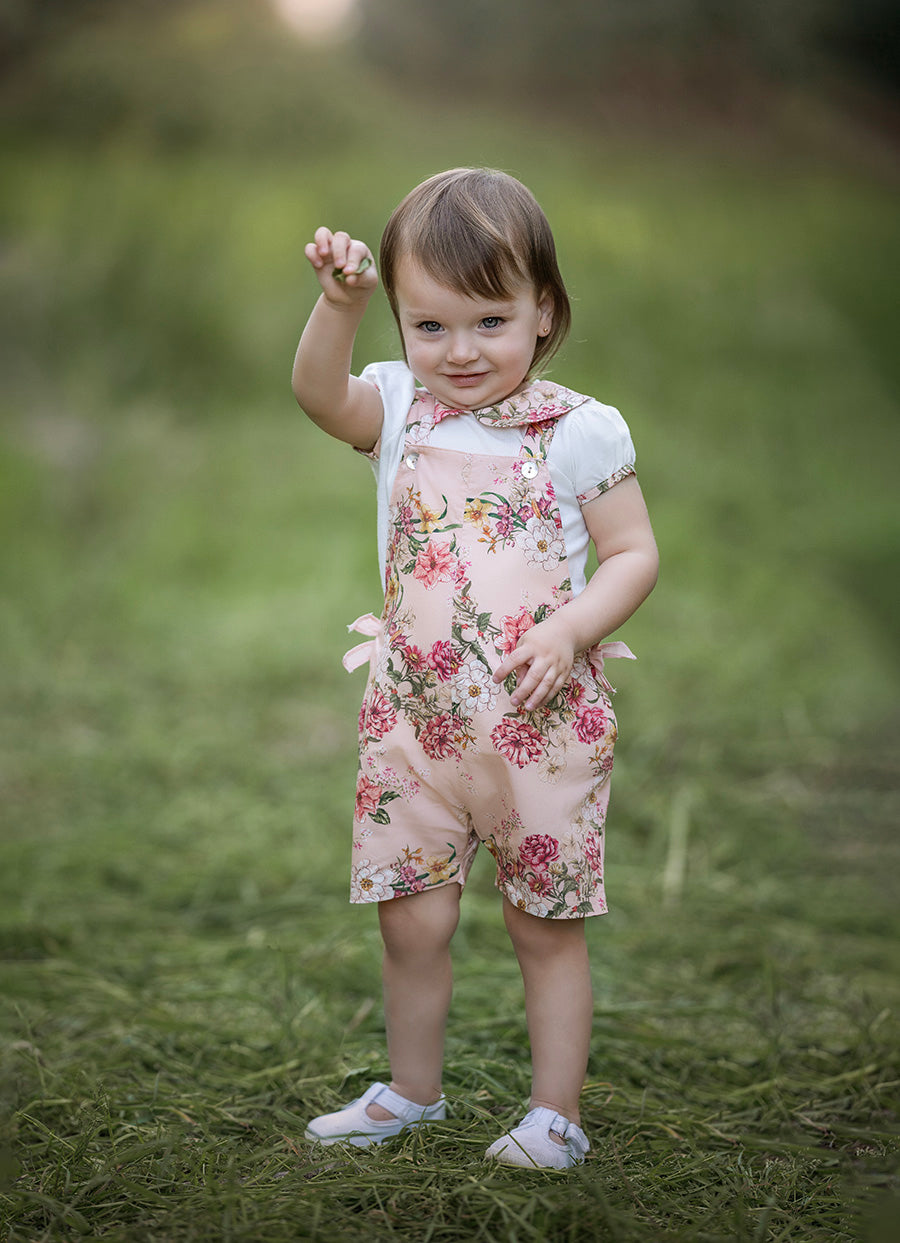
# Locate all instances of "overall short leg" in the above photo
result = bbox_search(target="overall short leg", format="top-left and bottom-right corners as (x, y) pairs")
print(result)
(367, 883), (461, 1120)
(502, 896), (593, 1127)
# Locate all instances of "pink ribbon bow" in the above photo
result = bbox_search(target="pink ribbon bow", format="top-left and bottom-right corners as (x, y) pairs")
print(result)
(342, 613), (383, 674)
(587, 640), (636, 695)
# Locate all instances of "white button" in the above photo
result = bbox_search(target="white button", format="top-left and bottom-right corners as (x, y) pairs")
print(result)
(521, 460), (539, 480)
(404, 453), (419, 470)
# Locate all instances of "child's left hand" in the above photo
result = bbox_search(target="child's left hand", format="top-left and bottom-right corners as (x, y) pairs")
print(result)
(493, 615), (576, 712)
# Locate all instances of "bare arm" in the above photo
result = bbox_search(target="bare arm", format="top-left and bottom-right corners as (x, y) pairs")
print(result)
(493, 475), (659, 711)
(291, 227), (384, 451)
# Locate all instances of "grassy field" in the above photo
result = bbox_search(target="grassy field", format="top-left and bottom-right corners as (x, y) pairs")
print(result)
(2, 10), (899, 1240)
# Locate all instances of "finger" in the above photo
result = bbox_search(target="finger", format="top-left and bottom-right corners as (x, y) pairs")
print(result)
(511, 652), (567, 705)
(493, 648), (530, 683)
(305, 241), (326, 269)
(336, 254), (374, 284)
(510, 663), (552, 707)
(330, 230), (352, 267)
(341, 242), (371, 273)
(521, 670), (566, 712)
(508, 653), (549, 703)
(313, 226), (334, 258)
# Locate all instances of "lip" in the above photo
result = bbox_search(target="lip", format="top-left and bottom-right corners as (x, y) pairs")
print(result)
(444, 372), (489, 387)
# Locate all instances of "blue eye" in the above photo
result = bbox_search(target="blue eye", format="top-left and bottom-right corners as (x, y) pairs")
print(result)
(418, 321), (442, 333)
(481, 316), (503, 329)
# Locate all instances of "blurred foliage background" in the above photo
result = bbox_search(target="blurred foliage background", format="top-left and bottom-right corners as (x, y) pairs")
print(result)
(1, 2), (899, 1238)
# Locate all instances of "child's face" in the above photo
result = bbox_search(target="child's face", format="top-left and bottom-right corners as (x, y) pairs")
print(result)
(393, 258), (553, 411)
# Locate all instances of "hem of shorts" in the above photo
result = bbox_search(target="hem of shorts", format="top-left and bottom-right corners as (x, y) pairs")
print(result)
(495, 879), (609, 920)
(349, 875), (467, 905)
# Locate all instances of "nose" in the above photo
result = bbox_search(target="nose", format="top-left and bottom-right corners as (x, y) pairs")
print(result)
(445, 332), (479, 366)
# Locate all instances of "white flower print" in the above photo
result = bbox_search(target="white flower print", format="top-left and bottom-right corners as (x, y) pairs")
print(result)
(453, 658), (498, 714)
(537, 750), (567, 785)
(350, 861), (393, 902)
(522, 518), (565, 569)
(509, 892), (548, 917)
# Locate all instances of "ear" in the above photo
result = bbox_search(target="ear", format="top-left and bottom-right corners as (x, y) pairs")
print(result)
(537, 292), (554, 337)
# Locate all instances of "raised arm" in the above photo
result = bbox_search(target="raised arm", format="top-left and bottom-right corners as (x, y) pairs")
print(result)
(291, 227), (384, 451)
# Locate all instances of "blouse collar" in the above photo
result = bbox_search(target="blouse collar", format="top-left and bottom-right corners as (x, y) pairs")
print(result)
(430, 379), (590, 428)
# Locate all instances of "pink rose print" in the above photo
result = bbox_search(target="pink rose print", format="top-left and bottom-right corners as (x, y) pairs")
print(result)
(366, 689), (397, 739)
(427, 640), (458, 682)
(413, 541), (456, 589)
(574, 707), (610, 744)
(519, 833), (560, 868)
(420, 713), (459, 761)
(354, 775), (382, 822)
(498, 606), (535, 656)
(491, 718), (544, 767)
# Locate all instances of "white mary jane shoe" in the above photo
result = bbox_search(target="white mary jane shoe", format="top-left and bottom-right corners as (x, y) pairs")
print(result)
(485, 1106), (590, 1169)
(304, 1081), (447, 1148)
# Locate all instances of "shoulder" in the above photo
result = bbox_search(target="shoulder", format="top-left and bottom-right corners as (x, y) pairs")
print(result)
(554, 392), (631, 436)
(551, 394), (634, 455)
(354, 361), (415, 466)
(547, 392), (636, 494)
(359, 359), (415, 403)
(358, 360), (416, 440)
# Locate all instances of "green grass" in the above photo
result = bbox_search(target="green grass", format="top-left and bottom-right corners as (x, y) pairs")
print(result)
(2, 9), (900, 1239)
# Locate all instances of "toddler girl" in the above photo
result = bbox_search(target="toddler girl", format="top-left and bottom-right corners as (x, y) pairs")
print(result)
(292, 168), (658, 1169)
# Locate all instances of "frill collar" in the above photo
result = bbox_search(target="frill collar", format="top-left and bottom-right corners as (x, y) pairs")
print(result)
(423, 379), (591, 428)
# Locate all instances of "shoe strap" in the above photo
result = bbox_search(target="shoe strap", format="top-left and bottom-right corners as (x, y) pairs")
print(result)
(550, 1115), (590, 1157)
(526, 1106), (590, 1157)
(372, 1083), (443, 1121)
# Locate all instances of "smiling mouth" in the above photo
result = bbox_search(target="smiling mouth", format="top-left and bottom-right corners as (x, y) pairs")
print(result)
(445, 372), (488, 386)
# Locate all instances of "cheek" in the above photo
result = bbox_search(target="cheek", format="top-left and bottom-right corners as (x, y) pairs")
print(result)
(405, 338), (438, 369)
(497, 332), (536, 370)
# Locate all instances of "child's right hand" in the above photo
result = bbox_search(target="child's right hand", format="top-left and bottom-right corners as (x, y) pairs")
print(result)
(305, 227), (378, 306)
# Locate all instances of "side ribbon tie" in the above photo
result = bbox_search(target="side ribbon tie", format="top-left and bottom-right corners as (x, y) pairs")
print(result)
(343, 615), (634, 696)
(588, 641), (636, 695)
(342, 613), (383, 674)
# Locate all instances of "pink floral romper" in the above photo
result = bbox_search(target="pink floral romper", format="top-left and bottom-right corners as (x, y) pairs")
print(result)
(344, 382), (634, 919)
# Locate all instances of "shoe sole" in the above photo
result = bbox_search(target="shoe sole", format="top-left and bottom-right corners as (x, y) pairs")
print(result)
(305, 1121), (443, 1147)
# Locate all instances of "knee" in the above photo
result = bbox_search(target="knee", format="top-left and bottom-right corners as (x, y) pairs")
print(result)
(503, 898), (585, 962)
(379, 884), (461, 961)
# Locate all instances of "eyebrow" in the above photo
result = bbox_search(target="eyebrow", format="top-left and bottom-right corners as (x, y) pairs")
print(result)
(400, 299), (516, 319)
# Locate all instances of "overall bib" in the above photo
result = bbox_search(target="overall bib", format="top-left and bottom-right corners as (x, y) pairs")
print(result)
(345, 389), (633, 919)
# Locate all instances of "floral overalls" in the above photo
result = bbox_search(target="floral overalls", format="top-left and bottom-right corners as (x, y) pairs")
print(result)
(344, 381), (634, 919)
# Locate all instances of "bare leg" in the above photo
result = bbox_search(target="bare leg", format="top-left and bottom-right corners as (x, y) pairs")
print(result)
(502, 896), (593, 1127)
(365, 884), (461, 1121)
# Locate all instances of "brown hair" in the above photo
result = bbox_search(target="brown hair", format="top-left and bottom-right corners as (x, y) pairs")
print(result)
(379, 168), (571, 373)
